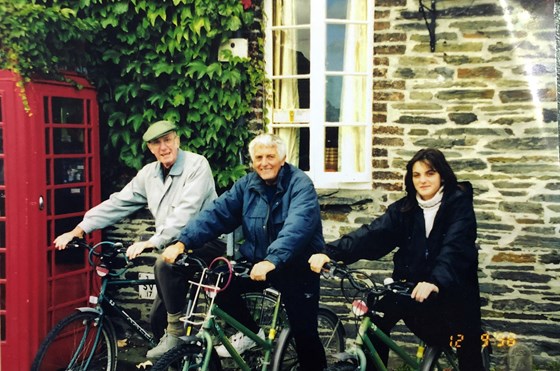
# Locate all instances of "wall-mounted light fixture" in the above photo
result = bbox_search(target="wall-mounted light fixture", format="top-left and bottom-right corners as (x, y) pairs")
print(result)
(419, 0), (437, 52)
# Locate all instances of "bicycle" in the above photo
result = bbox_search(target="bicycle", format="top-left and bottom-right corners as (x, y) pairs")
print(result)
(320, 261), (491, 371)
(152, 257), (346, 371)
(31, 238), (165, 370)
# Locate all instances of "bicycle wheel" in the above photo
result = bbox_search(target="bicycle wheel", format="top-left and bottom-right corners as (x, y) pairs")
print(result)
(420, 346), (459, 371)
(151, 341), (222, 371)
(31, 310), (117, 371)
(272, 308), (345, 371)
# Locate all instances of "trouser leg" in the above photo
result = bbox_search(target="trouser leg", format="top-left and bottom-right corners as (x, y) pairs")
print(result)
(149, 295), (167, 341)
(214, 275), (265, 334)
(271, 267), (326, 371)
(150, 239), (226, 337)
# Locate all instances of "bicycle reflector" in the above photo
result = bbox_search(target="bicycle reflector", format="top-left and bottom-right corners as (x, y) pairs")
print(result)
(352, 299), (368, 316)
(96, 264), (110, 277)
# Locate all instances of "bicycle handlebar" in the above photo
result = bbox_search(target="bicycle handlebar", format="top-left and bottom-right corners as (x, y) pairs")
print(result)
(322, 261), (415, 302)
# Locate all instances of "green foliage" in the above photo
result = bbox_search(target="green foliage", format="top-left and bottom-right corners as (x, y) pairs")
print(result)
(78, 0), (261, 189)
(1, 0), (266, 190)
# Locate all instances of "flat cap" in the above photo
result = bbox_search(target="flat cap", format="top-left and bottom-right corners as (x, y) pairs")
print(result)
(143, 120), (177, 142)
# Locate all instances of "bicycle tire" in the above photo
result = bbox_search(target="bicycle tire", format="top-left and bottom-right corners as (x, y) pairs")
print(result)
(151, 341), (222, 371)
(318, 306), (346, 363)
(271, 308), (345, 371)
(31, 310), (117, 371)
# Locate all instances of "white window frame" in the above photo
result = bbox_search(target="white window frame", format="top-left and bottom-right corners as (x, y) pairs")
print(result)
(264, 0), (374, 189)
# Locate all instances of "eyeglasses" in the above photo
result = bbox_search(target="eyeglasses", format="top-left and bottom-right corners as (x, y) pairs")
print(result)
(148, 134), (177, 148)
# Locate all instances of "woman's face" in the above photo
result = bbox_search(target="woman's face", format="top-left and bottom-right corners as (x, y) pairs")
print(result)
(412, 160), (442, 200)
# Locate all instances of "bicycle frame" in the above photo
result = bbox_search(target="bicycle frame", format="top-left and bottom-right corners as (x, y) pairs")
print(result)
(96, 275), (158, 347)
(182, 268), (283, 371)
(353, 316), (419, 371)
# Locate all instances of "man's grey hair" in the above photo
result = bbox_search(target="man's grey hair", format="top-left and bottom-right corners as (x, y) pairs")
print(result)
(248, 133), (287, 161)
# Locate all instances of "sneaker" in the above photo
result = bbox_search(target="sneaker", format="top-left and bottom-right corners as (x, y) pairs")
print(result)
(146, 332), (182, 359)
(215, 328), (265, 358)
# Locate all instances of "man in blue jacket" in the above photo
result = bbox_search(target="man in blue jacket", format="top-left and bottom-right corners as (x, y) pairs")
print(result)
(165, 133), (327, 370)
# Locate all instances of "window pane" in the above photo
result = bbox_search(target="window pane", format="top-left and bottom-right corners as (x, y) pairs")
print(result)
(54, 188), (85, 214)
(0, 190), (4, 216)
(326, 75), (367, 122)
(328, 0), (368, 20)
(326, 23), (368, 72)
(273, 29), (310, 75)
(0, 127), (3, 153)
(325, 127), (339, 172)
(273, 78), (310, 109)
(52, 97), (83, 124)
(274, 127), (310, 171)
(0, 159), (3, 185)
(0, 252), (4, 278)
(274, 0), (310, 25)
(54, 158), (85, 184)
(53, 128), (84, 154)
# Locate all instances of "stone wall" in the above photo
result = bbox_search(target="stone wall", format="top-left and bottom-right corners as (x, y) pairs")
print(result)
(104, 0), (559, 369)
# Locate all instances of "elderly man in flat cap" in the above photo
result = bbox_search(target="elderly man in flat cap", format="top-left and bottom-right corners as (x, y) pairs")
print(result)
(54, 120), (225, 358)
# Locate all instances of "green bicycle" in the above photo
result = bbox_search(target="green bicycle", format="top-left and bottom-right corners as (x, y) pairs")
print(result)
(152, 257), (345, 371)
(321, 261), (491, 371)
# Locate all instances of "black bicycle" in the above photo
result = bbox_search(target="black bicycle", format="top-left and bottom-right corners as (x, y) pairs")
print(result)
(31, 238), (164, 370)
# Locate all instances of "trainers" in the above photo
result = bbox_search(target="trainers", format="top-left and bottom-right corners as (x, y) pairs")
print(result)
(215, 328), (265, 358)
(146, 332), (182, 359)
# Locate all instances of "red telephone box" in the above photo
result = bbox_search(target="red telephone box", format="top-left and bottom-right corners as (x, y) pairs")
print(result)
(0, 70), (101, 370)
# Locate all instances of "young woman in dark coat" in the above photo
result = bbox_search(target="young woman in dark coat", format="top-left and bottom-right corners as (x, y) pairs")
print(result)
(309, 148), (485, 370)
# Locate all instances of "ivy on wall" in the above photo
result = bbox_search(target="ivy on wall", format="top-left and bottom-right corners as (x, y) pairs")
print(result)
(0, 0), (266, 191)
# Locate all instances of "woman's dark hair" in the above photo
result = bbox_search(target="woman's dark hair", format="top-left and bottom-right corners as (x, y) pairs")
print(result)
(402, 148), (458, 211)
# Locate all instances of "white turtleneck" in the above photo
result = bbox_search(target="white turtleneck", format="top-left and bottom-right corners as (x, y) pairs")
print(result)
(416, 186), (444, 237)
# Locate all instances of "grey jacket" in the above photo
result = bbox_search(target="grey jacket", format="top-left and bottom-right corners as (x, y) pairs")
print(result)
(79, 150), (217, 249)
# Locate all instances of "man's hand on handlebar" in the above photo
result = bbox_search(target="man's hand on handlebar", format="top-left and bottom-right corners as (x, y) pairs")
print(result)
(308, 253), (331, 274)
(250, 260), (276, 281)
(126, 241), (155, 260)
(53, 227), (85, 250)
(411, 281), (439, 303)
(161, 242), (185, 263)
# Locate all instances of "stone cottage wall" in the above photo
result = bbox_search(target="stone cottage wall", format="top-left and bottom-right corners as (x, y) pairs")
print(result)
(320, 0), (559, 369)
(104, 0), (559, 369)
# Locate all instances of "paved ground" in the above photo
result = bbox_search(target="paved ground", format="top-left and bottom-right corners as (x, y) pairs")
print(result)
(117, 336), (154, 370)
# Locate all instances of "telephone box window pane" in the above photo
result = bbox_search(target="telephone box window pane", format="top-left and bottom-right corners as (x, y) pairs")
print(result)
(45, 128), (50, 154)
(0, 127), (3, 153)
(0, 190), (5, 216)
(53, 128), (84, 154)
(54, 158), (85, 184)
(0, 96), (3, 121)
(54, 188), (85, 214)
(0, 222), (4, 246)
(46, 159), (51, 185)
(54, 217), (82, 238)
(52, 97), (83, 124)
(0, 252), (4, 278)
(54, 249), (85, 275)
(0, 159), (3, 184)
(0, 313), (5, 340)
(43, 96), (50, 123)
